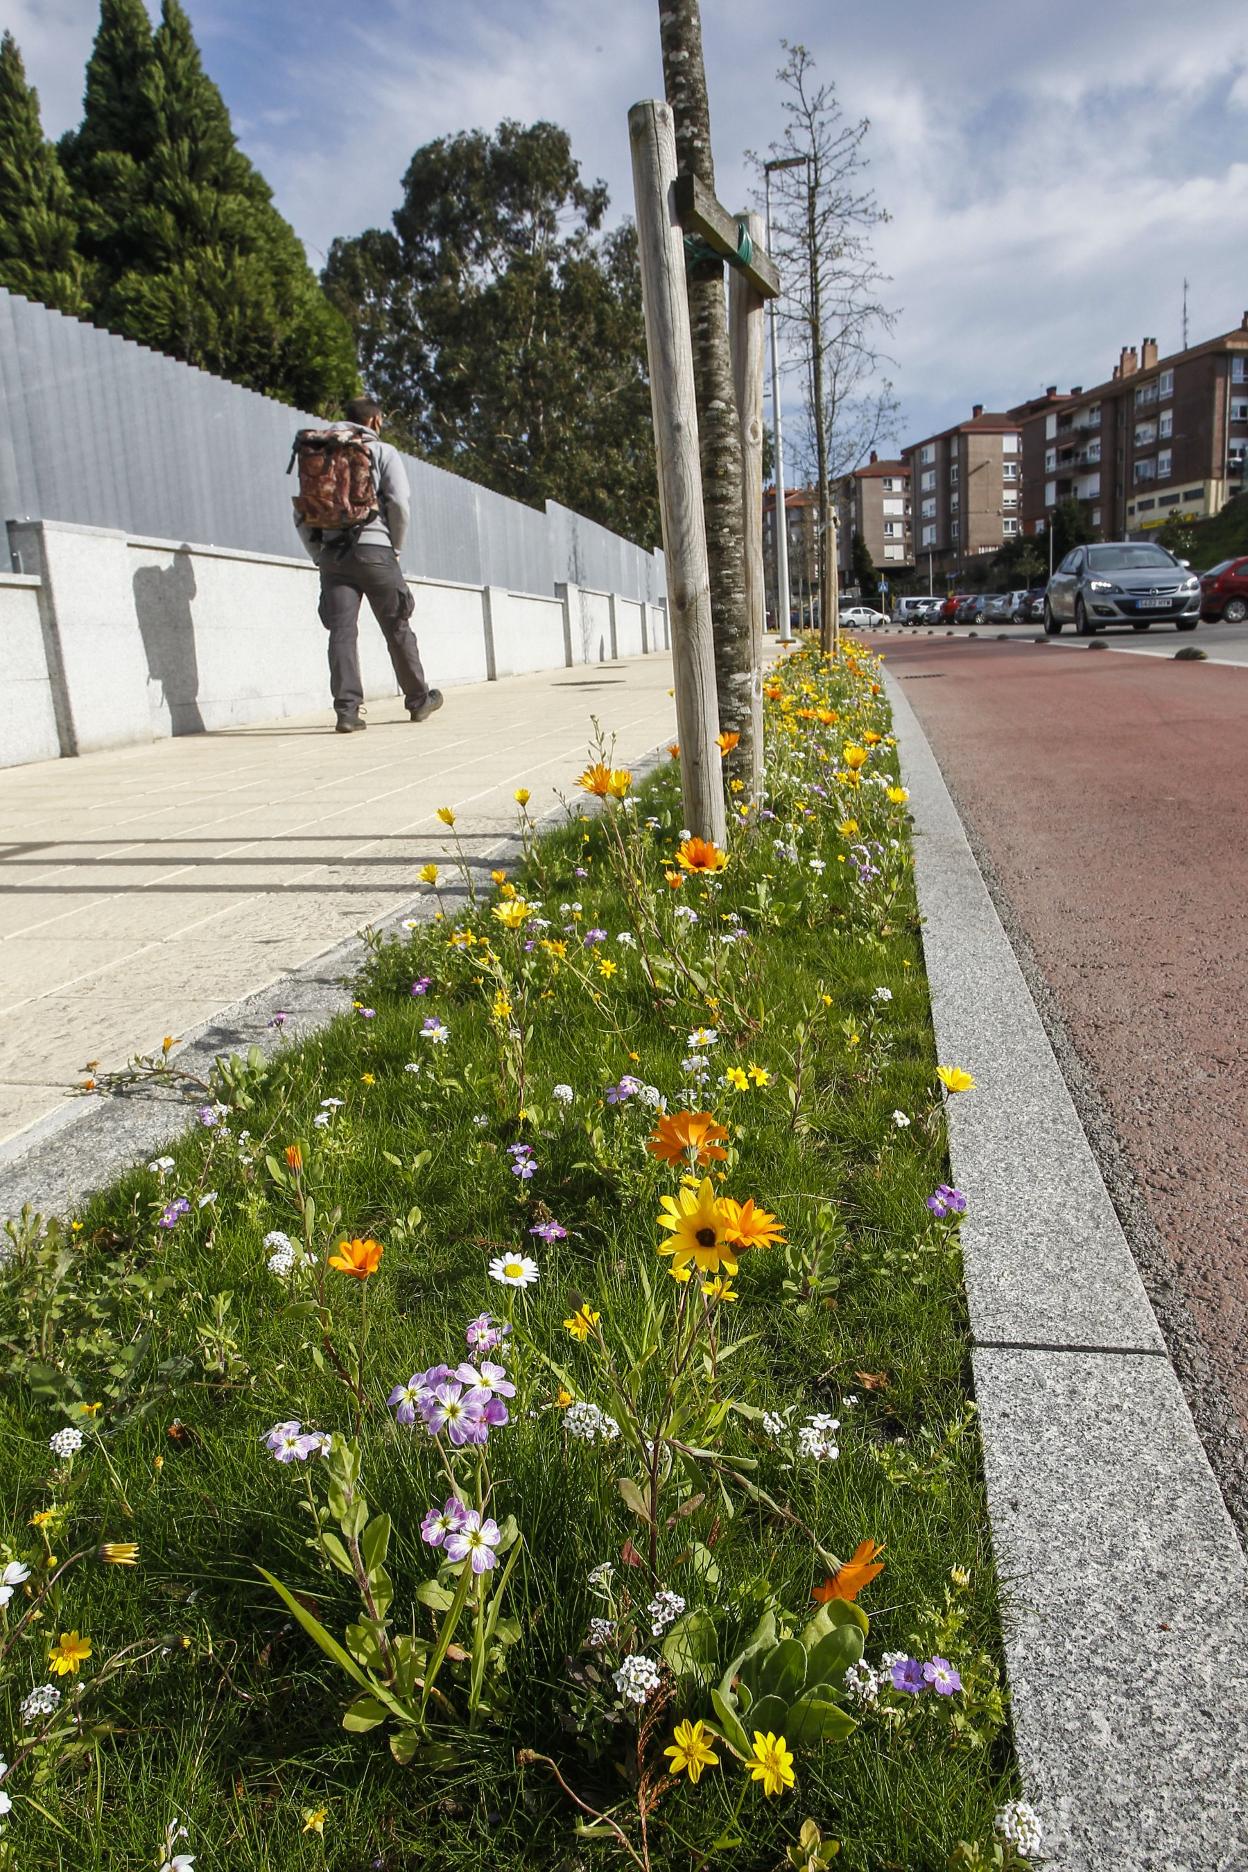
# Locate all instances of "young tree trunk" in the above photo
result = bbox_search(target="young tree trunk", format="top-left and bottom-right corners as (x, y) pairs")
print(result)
(807, 173), (835, 653)
(657, 0), (756, 781)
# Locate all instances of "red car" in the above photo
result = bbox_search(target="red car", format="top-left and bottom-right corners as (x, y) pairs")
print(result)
(938, 592), (968, 622)
(1200, 557), (1248, 622)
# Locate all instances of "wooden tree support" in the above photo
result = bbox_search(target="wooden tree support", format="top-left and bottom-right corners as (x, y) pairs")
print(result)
(673, 175), (781, 300)
(728, 208), (766, 805)
(628, 98), (726, 848)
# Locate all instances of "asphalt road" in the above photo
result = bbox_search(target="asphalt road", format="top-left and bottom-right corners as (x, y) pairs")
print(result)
(882, 633), (1248, 1534)
(870, 612), (1248, 665)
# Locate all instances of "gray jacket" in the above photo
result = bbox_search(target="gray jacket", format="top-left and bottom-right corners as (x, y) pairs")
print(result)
(296, 424), (411, 562)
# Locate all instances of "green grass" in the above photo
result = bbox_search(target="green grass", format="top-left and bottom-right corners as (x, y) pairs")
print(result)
(0, 645), (1021, 1870)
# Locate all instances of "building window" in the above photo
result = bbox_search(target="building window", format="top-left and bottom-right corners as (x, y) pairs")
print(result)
(1086, 403), (1101, 427)
(1158, 492), (1182, 508)
(1231, 399), (1248, 423)
(1003, 461), (1019, 480)
(883, 521), (897, 538)
(1183, 487), (1204, 500)
(1091, 508), (1101, 526)
(1159, 409), (1173, 439)
(1133, 459), (1157, 484)
(1157, 448), (1172, 479)
(1002, 489), (1019, 506)
(1159, 367), (1173, 396)
(1003, 432), (1020, 452)
(1135, 380), (1159, 407)
(1045, 413), (1057, 440)
(1045, 449), (1057, 473)
(1233, 357), (1246, 383)
(949, 462), (960, 483)
(920, 469), (935, 491)
(949, 490), (960, 509)
(1134, 421), (1157, 448)
(950, 519), (960, 540)
(880, 477), (895, 491)
(1003, 516), (1019, 534)
(1136, 497), (1156, 513)
(920, 444), (934, 464)
(921, 497), (935, 519)
(1045, 480), (1057, 505)
(882, 497), (905, 515)
(921, 524), (936, 547)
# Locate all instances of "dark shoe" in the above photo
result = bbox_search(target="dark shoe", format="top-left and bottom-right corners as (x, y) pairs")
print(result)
(335, 709), (367, 733)
(408, 689), (444, 723)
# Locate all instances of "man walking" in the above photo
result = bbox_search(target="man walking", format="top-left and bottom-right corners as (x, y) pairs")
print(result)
(293, 397), (443, 733)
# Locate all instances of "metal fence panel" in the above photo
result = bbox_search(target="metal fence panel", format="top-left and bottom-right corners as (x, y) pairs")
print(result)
(0, 288), (664, 604)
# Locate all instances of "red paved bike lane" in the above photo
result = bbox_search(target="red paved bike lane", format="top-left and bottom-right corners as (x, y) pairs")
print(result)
(882, 636), (1248, 1521)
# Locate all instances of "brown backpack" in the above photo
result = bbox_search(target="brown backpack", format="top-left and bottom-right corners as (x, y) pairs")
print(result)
(288, 426), (379, 533)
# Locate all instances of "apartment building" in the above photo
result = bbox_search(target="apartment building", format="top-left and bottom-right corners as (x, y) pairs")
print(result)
(1014, 315), (1248, 539)
(838, 453), (913, 570)
(762, 485), (822, 626)
(901, 408), (1023, 579)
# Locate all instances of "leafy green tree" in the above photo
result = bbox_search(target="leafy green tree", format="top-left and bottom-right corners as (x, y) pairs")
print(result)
(61, 0), (356, 409)
(0, 31), (88, 314)
(324, 121), (659, 544)
(849, 529), (879, 606)
(1048, 496), (1093, 563)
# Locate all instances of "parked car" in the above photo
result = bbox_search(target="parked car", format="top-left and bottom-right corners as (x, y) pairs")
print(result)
(1019, 586), (1048, 622)
(955, 593), (988, 624)
(918, 597), (945, 620)
(891, 595), (936, 624)
(1044, 542), (1200, 634)
(982, 594), (1016, 621)
(938, 592), (969, 622)
(840, 604), (889, 628)
(1199, 556), (1248, 622)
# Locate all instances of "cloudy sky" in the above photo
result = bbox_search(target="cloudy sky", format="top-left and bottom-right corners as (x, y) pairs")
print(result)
(13, 0), (1248, 452)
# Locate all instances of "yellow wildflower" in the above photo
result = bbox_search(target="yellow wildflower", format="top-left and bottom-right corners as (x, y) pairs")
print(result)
(886, 785), (910, 805)
(597, 957), (617, 979)
(514, 788), (531, 807)
(725, 1066), (749, 1091)
(563, 1304), (601, 1342)
(842, 745), (868, 770)
(747, 1730), (795, 1798)
(491, 992), (512, 1021)
(664, 1718), (720, 1784)
(98, 1542), (139, 1566)
(492, 898), (535, 931)
(936, 1066), (976, 1094)
(701, 1275), (739, 1304)
(747, 1063), (769, 1086)
(436, 806), (456, 826)
(419, 862), (439, 885)
(302, 1808), (328, 1835)
(48, 1631), (92, 1677)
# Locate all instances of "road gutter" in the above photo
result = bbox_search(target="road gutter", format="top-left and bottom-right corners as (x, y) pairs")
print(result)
(886, 668), (1248, 1872)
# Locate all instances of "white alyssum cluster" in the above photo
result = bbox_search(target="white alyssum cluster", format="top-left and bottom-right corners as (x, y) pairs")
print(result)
(797, 1413), (840, 1462)
(994, 1801), (1043, 1858)
(648, 1589), (686, 1636)
(891, 1110), (910, 1129)
(612, 1653), (661, 1705)
(49, 1427), (84, 1460)
(872, 986), (893, 1004)
(552, 1083), (575, 1103)
(19, 1682), (60, 1725)
(587, 1616), (615, 1650)
(843, 1659), (882, 1705)
(564, 1402), (621, 1443)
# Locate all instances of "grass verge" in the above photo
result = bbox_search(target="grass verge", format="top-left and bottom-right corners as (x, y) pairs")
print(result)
(0, 641), (1027, 1871)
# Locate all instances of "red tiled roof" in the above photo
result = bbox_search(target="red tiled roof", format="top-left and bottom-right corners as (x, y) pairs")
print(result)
(854, 458), (908, 479)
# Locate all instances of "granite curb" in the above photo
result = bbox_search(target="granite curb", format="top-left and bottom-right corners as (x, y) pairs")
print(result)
(886, 667), (1248, 1870)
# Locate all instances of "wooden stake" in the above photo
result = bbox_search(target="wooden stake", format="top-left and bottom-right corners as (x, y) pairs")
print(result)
(729, 208), (766, 803)
(628, 98), (725, 847)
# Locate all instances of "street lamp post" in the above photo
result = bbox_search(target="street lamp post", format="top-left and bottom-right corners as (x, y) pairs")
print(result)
(764, 155), (805, 644)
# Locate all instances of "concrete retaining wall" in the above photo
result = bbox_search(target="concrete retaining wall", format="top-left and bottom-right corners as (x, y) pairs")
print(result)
(1, 519), (670, 769)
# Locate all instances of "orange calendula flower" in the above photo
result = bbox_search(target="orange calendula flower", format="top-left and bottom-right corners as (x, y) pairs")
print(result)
(328, 1237), (383, 1279)
(577, 763), (632, 799)
(49, 1630), (92, 1676)
(657, 1177), (738, 1278)
(284, 1144), (303, 1173)
(812, 1538), (885, 1604)
(764, 683), (783, 701)
(664, 870), (685, 889)
(720, 1197), (785, 1252)
(668, 743), (680, 758)
(716, 731), (741, 756)
(647, 1110), (729, 1168)
(676, 837), (728, 874)
(862, 729), (882, 745)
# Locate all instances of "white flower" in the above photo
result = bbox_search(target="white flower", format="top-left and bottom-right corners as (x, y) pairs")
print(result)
(159, 1817), (195, 1872)
(891, 1109), (910, 1129)
(488, 1254), (539, 1288)
(320, 1097), (345, 1109)
(552, 1083), (575, 1103)
(616, 931), (637, 946)
(674, 905), (699, 923)
(312, 1111), (331, 1127)
(0, 1560), (30, 1607)
(401, 917), (420, 930)
(587, 1616), (615, 1650)
(761, 1410), (787, 1437)
(421, 1019), (450, 1044)
(994, 1800), (1043, 1858)
(564, 1401), (620, 1442)
(19, 1682), (60, 1724)
(872, 986), (893, 1003)
(49, 1426), (84, 1459)
(807, 1412), (840, 1434)
(148, 1156), (175, 1174)
(648, 1588), (685, 1636)
(686, 1027), (718, 1048)
(403, 1062), (421, 1074)
(809, 858), (826, 874)
(637, 1084), (664, 1109)
(613, 1653), (661, 1705)
(197, 1191), (217, 1208)
(0, 1787), (10, 1820)
(797, 1424), (839, 1462)
(587, 1561), (615, 1589)
(844, 1659), (881, 1706)
(472, 1113), (489, 1127)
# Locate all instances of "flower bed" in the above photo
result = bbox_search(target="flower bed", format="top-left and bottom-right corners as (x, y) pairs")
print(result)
(0, 642), (1039, 1869)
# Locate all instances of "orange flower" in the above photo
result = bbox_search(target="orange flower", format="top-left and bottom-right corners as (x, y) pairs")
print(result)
(647, 1110), (729, 1168)
(812, 1539), (885, 1605)
(764, 683), (783, 701)
(284, 1144), (303, 1173)
(328, 1237), (383, 1279)
(578, 763), (632, 799)
(664, 870), (685, 889)
(668, 743), (680, 759)
(719, 1197), (785, 1252)
(676, 837), (728, 874)
(716, 731), (741, 756)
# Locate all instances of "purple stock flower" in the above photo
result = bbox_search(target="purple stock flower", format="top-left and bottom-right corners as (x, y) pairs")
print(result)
(264, 1420), (328, 1463)
(196, 1105), (221, 1128)
(443, 1509), (502, 1573)
(923, 1656), (962, 1696)
(389, 1365), (452, 1426)
(267, 1010), (289, 1029)
(574, 866), (589, 879)
(926, 1185), (968, 1218)
(508, 1142), (537, 1180)
(465, 1313), (510, 1353)
(421, 1382), (485, 1446)
(356, 1006), (376, 1020)
(158, 1197), (191, 1229)
(410, 977), (433, 997)
(890, 1657), (926, 1695)
(529, 1220), (568, 1243)
(421, 1496), (470, 1548)
(455, 1360), (516, 1404)
(605, 1074), (642, 1106)
(583, 928), (607, 946)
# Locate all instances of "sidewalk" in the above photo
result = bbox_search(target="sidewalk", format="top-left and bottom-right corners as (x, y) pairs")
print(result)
(0, 652), (676, 1154)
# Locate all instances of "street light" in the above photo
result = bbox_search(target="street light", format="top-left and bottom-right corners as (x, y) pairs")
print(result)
(764, 155), (806, 644)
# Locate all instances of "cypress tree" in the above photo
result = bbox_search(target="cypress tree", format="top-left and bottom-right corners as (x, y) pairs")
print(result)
(0, 32), (89, 314)
(64, 0), (357, 410)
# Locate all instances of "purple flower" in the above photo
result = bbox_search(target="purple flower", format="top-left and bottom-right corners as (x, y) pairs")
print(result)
(574, 866), (589, 879)
(465, 1313), (510, 1353)
(356, 1005), (376, 1019)
(196, 1105), (220, 1128)
(890, 1657), (926, 1695)
(926, 1185), (968, 1218)
(421, 1382), (485, 1447)
(508, 1143), (537, 1180)
(390, 1365), (452, 1426)
(604, 1074), (642, 1106)
(529, 1220), (568, 1243)
(583, 928), (608, 947)
(923, 1656), (962, 1695)
(410, 978), (432, 997)
(158, 1197), (191, 1229)
(455, 1360), (516, 1403)
(443, 1508), (502, 1573)
(267, 1011), (289, 1029)
(264, 1420), (329, 1463)
(421, 1496), (469, 1547)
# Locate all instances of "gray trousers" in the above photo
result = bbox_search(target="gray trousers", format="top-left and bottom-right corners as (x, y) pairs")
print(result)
(317, 543), (428, 713)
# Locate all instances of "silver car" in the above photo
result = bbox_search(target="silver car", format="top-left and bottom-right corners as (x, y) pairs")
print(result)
(1044, 542), (1200, 635)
